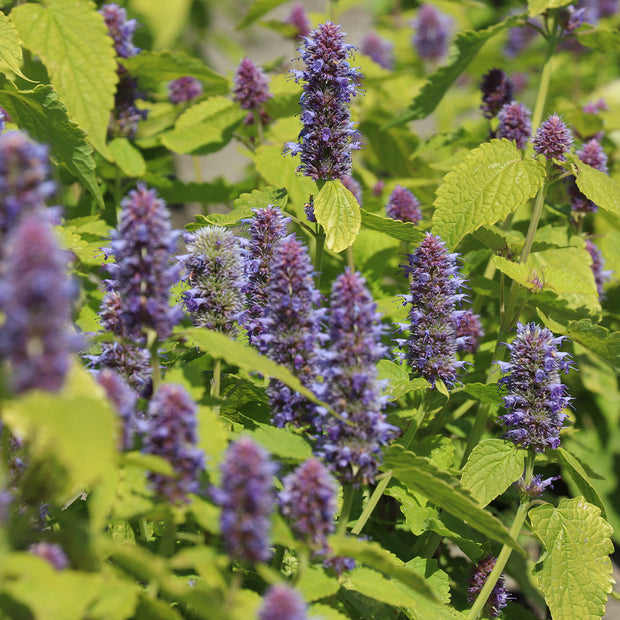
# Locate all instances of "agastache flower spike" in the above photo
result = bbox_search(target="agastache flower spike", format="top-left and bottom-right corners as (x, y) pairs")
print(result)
(243, 205), (291, 345)
(585, 239), (612, 299)
(285, 4), (311, 39)
(386, 185), (422, 224)
(455, 310), (484, 354)
(497, 101), (532, 149)
(412, 4), (452, 62)
(400, 233), (467, 387)
(287, 21), (363, 181)
(233, 57), (272, 124)
(168, 76), (203, 104)
(141, 384), (205, 503)
(315, 269), (396, 486)
(468, 555), (510, 618)
(533, 114), (573, 160)
(279, 459), (337, 554)
(0, 216), (78, 394)
(497, 322), (572, 452)
(180, 226), (246, 336)
(569, 138), (608, 213)
(480, 69), (513, 119)
(100, 3), (139, 59)
(214, 437), (276, 564)
(255, 235), (325, 430)
(361, 32), (394, 70)
(259, 584), (308, 620)
(95, 369), (137, 450)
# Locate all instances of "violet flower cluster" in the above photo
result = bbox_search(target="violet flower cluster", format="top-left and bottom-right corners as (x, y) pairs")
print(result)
(287, 22), (363, 181)
(455, 310), (484, 355)
(385, 185), (422, 224)
(180, 226), (246, 335)
(569, 138), (608, 213)
(30, 543), (70, 571)
(497, 322), (572, 452)
(95, 369), (137, 450)
(480, 69), (513, 119)
(285, 4), (311, 39)
(400, 233), (467, 387)
(533, 114), (573, 160)
(243, 205), (290, 345)
(497, 101), (532, 149)
(255, 235), (325, 430)
(233, 57), (272, 125)
(468, 555), (510, 618)
(586, 239), (612, 299)
(141, 384), (204, 503)
(100, 3), (139, 59)
(361, 32), (394, 70)
(411, 4), (452, 62)
(279, 458), (337, 554)
(315, 270), (395, 486)
(259, 584), (308, 620)
(0, 216), (77, 394)
(168, 76), (203, 104)
(214, 437), (276, 564)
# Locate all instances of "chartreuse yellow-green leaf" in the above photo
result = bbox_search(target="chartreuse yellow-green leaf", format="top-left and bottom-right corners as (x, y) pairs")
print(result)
(568, 153), (620, 217)
(0, 10), (24, 78)
(129, 0), (191, 50)
(314, 179), (362, 253)
(433, 139), (546, 249)
(528, 0), (572, 17)
(10, 0), (117, 158)
(529, 497), (614, 620)
(461, 439), (525, 507)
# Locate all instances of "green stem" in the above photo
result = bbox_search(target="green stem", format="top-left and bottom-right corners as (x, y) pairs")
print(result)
(211, 358), (222, 414)
(531, 32), (558, 135)
(346, 246), (355, 272)
(139, 517), (151, 542)
(466, 451), (535, 620)
(338, 484), (355, 536)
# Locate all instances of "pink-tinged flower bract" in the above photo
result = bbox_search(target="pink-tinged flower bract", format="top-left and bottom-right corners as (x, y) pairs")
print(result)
(480, 69), (513, 119)
(259, 584), (308, 620)
(412, 4), (452, 62)
(533, 114), (573, 160)
(497, 101), (532, 149)
(468, 555), (510, 618)
(386, 185), (422, 224)
(168, 76), (203, 104)
(497, 322), (572, 452)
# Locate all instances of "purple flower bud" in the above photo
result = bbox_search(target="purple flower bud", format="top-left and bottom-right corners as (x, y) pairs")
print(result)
(497, 322), (572, 452)
(497, 101), (532, 149)
(516, 474), (560, 498)
(386, 185), (422, 224)
(100, 3), (140, 59)
(586, 239), (612, 299)
(168, 76), (203, 104)
(468, 555), (510, 618)
(341, 175), (362, 205)
(287, 22), (363, 181)
(372, 180), (385, 197)
(285, 4), (311, 39)
(361, 32), (394, 70)
(412, 4), (452, 62)
(30, 543), (69, 571)
(215, 437), (276, 564)
(279, 459), (337, 554)
(255, 235), (325, 430)
(243, 205), (291, 345)
(455, 310), (484, 354)
(259, 584), (308, 620)
(569, 138), (608, 213)
(533, 114), (573, 161)
(401, 233), (467, 387)
(0, 217), (78, 394)
(480, 69), (513, 119)
(304, 196), (316, 223)
(95, 369), (137, 450)
(0, 131), (56, 239)
(181, 226), (246, 336)
(109, 74), (148, 139)
(315, 270), (396, 486)
(233, 57), (272, 112)
(142, 384), (204, 503)
(324, 554), (356, 575)
(583, 98), (608, 114)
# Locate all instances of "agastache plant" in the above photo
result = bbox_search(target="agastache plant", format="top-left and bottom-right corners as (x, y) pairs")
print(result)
(259, 584), (308, 620)
(233, 57), (272, 125)
(497, 101), (532, 149)
(569, 138), (608, 213)
(532, 113), (573, 160)
(385, 185), (422, 224)
(168, 76), (203, 104)
(480, 68), (513, 118)
(360, 32), (394, 70)
(95, 369), (137, 450)
(585, 239), (612, 299)
(411, 4), (452, 62)
(468, 555), (510, 618)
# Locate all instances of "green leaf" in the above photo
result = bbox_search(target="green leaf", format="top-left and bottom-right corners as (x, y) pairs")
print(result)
(344, 567), (424, 608)
(10, 0), (117, 158)
(555, 447), (607, 518)
(0, 10), (24, 78)
(144, 175), (234, 206)
(196, 406), (228, 480)
(528, 0), (572, 17)
(109, 137), (146, 178)
(566, 319), (620, 369)
(385, 446), (523, 554)
(309, 604), (350, 620)
(529, 497), (614, 620)
(457, 382), (505, 405)
(160, 96), (245, 155)
(236, 0), (289, 29)
(0, 79), (104, 208)
(432, 140), (546, 249)
(122, 51), (228, 95)
(297, 565), (340, 602)
(461, 440), (525, 507)
(360, 209), (426, 244)
(377, 360), (430, 400)
(127, 0), (191, 50)
(386, 16), (520, 126)
(568, 153), (620, 217)
(2, 365), (117, 501)
(314, 179), (362, 253)
(246, 424), (312, 461)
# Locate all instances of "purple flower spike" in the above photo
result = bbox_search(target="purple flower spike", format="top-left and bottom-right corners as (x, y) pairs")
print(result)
(468, 555), (510, 618)
(400, 233), (467, 387)
(100, 3), (139, 59)
(30, 543), (69, 571)
(341, 175), (362, 205)
(181, 226), (246, 336)
(168, 76), (203, 104)
(259, 584), (308, 620)
(569, 138), (608, 213)
(583, 98), (608, 114)
(215, 437), (276, 564)
(412, 4), (452, 62)
(386, 186), (422, 224)
(95, 369), (137, 450)
(142, 384), (204, 503)
(324, 555), (356, 575)
(455, 310), (484, 354)
(287, 22), (363, 181)
(497, 322), (572, 452)
(533, 114), (573, 161)
(285, 4), (311, 39)
(0, 217), (78, 394)
(517, 474), (560, 498)
(256, 235), (325, 430)
(497, 101), (532, 149)
(316, 269), (396, 486)
(586, 239), (612, 300)
(279, 459), (337, 554)
(361, 32), (394, 70)
(480, 69), (513, 119)
(0, 131), (56, 239)
(243, 205), (291, 345)
(233, 57), (272, 116)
